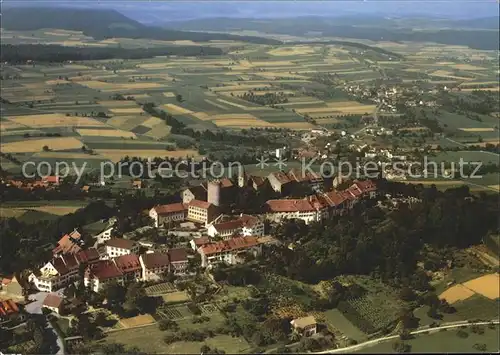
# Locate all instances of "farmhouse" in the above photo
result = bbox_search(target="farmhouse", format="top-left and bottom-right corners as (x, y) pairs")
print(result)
(187, 199), (220, 226)
(291, 316), (317, 337)
(42, 294), (64, 315)
(149, 203), (188, 228)
(140, 252), (171, 281)
(105, 238), (139, 258)
(207, 214), (264, 239)
(351, 179), (377, 199)
(198, 236), (263, 268)
(84, 218), (117, 244)
(84, 260), (124, 293)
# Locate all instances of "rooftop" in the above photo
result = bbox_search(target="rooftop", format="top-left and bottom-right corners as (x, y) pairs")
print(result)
(53, 230), (82, 255)
(43, 294), (63, 309)
(168, 248), (188, 263)
(86, 260), (123, 280)
(200, 236), (260, 256)
(105, 238), (136, 250)
(141, 252), (170, 269)
(113, 254), (141, 272)
(266, 199), (316, 213)
(189, 199), (213, 209)
(291, 315), (316, 329)
(0, 299), (19, 317)
(153, 203), (187, 215)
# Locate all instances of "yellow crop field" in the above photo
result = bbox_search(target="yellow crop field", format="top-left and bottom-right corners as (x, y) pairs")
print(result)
(459, 81), (499, 87)
(33, 152), (104, 160)
(76, 128), (137, 138)
(211, 114), (274, 128)
(439, 284), (475, 304)
(463, 274), (499, 300)
(163, 92), (176, 97)
(45, 79), (69, 85)
(296, 103), (376, 115)
(109, 107), (144, 114)
(7, 114), (105, 128)
(274, 122), (316, 130)
(192, 112), (211, 120)
(80, 81), (163, 91)
(0, 120), (26, 131)
(119, 314), (155, 328)
(163, 104), (194, 115)
(268, 46), (316, 56)
(449, 64), (487, 70)
(141, 117), (164, 128)
(96, 149), (200, 162)
(0, 208), (26, 219)
(459, 128), (495, 132)
(487, 185), (500, 191)
(145, 124), (172, 139)
(1, 137), (83, 153)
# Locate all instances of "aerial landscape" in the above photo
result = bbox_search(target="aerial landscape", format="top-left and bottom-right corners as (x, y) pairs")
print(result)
(0, 1), (498, 354)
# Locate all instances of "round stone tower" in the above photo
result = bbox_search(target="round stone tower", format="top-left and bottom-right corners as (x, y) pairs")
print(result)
(207, 180), (221, 206)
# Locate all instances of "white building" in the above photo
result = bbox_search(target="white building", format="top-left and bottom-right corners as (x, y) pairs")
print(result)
(197, 236), (263, 268)
(207, 214), (264, 239)
(149, 203), (187, 228)
(104, 238), (139, 258)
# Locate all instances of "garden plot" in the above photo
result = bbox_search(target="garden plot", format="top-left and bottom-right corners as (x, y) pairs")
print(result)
(119, 314), (156, 328)
(156, 304), (192, 321)
(145, 282), (176, 296)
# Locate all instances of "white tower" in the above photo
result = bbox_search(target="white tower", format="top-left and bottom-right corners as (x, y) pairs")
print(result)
(207, 180), (221, 206)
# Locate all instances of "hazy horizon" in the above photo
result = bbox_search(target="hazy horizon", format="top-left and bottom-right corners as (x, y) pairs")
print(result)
(3, 0), (500, 24)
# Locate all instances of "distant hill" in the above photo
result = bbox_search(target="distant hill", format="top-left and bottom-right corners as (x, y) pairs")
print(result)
(1, 7), (281, 45)
(166, 16), (500, 50)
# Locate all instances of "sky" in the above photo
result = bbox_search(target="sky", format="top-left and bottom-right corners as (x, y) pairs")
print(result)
(4, 0), (500, 22)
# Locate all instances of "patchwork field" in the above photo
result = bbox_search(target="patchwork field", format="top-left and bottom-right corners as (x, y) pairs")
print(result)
(439, 273), (499, 304)
(1, 137), (83, 153)
(6, 114), (106, 128)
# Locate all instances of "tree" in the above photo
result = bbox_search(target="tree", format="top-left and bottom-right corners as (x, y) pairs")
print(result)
(42, 145), (50, 152)
(123, 282), (149, 314)
(176, 94), (183, 102)
(456, 329), (469, 338)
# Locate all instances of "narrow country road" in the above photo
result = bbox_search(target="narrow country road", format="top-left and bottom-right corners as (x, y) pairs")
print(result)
(25, 291), (66, 355)
(312, 319), (500, 354)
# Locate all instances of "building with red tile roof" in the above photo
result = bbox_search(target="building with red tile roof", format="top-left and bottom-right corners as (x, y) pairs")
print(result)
(113, 254), (142, 281)
(189, 236), (212, 251)
(139, 252), (170, 281)
(198, 236), (263, 268)
(52, 230), (83, 256)
(265, 198), (322, 224)
(207, 214), (264, 239)
(0, 299), (19, 319)
(288, 168), (324, 190)
(42, 294), (64, 314)
(187, 199), (220, 226)
(149, 203), (188, 227)
(84, 260), (124, 292)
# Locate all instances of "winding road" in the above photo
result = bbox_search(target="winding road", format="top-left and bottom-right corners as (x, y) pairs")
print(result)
(312, 320), (500, 354)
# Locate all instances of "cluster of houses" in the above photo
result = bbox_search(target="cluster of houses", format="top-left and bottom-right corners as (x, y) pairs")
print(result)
(150, 178), (377, 228)
(3, 176), (61, 191)
(28, 230), (190, 294)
